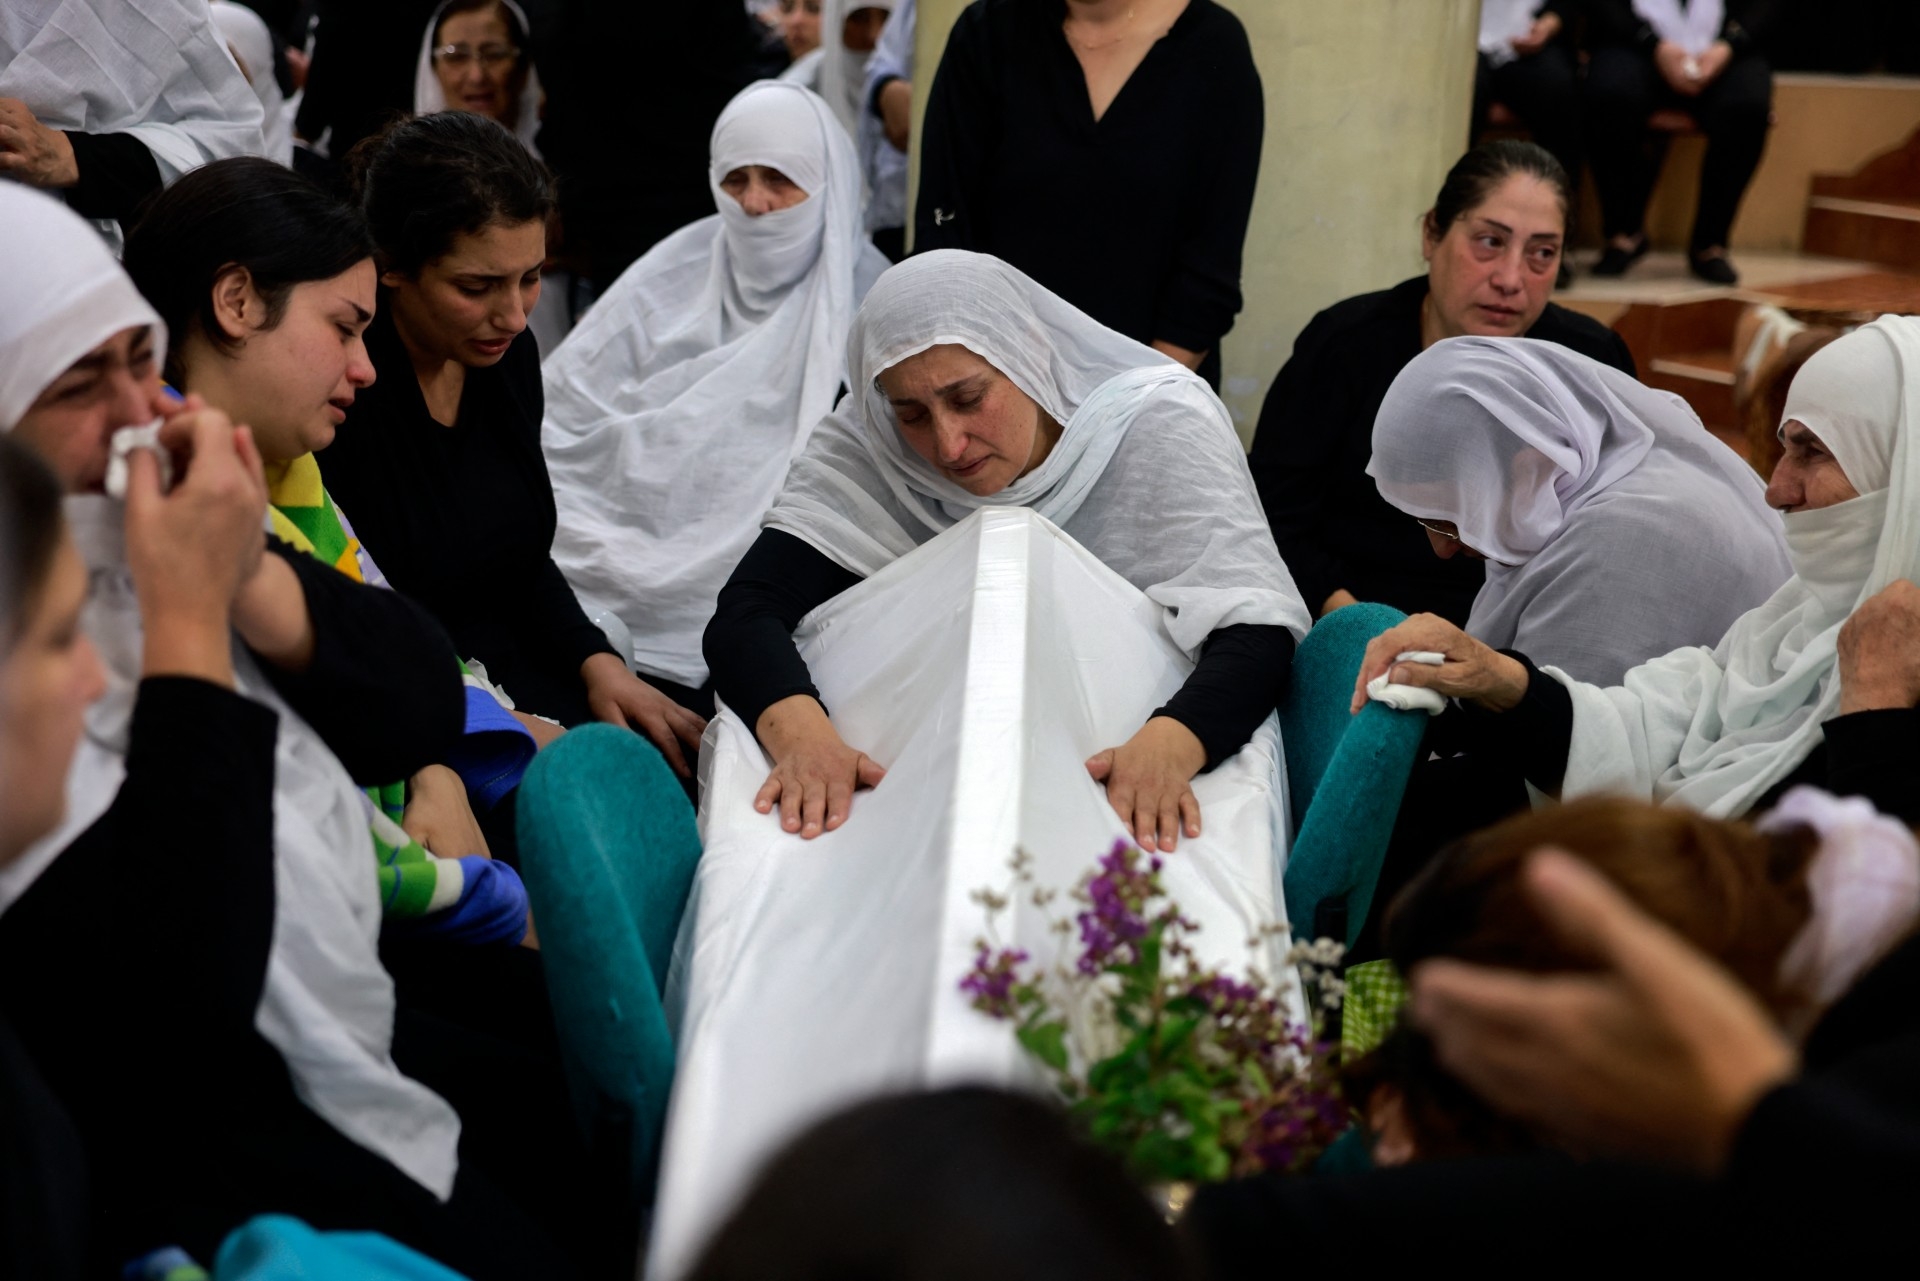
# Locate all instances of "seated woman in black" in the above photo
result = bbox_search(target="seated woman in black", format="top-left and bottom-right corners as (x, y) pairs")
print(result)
(1249, 141), (1636, 626)
(321, 111), (706, 775)
(704, 250), (1309, 852)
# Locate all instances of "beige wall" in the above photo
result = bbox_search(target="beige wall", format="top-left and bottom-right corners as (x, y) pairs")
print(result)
(911, 0), (1481, 444)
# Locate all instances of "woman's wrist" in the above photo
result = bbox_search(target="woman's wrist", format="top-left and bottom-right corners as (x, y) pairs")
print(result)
(141, 610), (236, 688)
(756, 693), (832, 757)
(1142, 715), (1207, 777)
(1471, 652), (1531, 713)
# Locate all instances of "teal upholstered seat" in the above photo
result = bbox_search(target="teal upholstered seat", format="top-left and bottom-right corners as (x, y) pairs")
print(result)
(1279, 603), (1429, 948)
(213, 1215), (466, 1279)
(514, 724), (701, 1204)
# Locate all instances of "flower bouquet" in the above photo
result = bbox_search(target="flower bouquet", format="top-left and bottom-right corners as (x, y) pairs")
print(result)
(960, 840), (1349, 1186)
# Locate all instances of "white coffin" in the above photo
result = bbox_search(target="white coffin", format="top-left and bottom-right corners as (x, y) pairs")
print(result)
(646, 507), (1292, 1280)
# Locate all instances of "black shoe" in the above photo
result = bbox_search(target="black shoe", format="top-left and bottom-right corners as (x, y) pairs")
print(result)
(1589, 236), (1649, 277)
(1555, 260), (1574, 290)
(1689, 253), (1739, 285)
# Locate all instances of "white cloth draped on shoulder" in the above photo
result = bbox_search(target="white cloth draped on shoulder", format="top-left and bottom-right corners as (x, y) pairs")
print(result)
(765, 249), (1312, 653)
(411, 0), (545, 157)
(1370, 336), (1791, 685)
(1478, 0), (1539, 65)
(818, 0), (896, 140)
(0, 0), (264, 184)
(0, 183), (461, 1200)
(1553, 315), (1920, 818)
(210, 1), (293, 166)
(544, 80), (887, 687)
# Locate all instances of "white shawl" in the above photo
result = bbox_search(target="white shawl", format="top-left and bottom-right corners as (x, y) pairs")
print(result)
(210, 1), (293, 166)
(818, 0), (896, 141)
(1369, 337), (1791, 685)
(412, 0), (544, 157)
(0, 0), (264, 183)
(1556, 316), (1920, 818)
(764, 249), (1311, 653)
(1632, 0), (1725, 55)
(1478, 0), (1539, 66)
(0, 183), (461, 1200)
(544, 81), (887, 687)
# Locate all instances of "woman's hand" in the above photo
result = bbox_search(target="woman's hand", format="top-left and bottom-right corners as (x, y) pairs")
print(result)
(1837, 579), (1920, 714)
(1320, 588), (1359, 618)
(581, 652), (707, 777)
(1409, 849), (1796, 1173)
(754, 694), (886, 838)
(124, 397), (269, 688)
(0, 99), (78, 188)
(1086, 716), (1206, 853)
(1349, 614), (1530, 715)
(402, 764), (491, 858)
(1692, 39), (1733, 87)
(1509, 11), (1561, 57)
(1652, 39), (1699, 95)
(510, 709), (567, 750)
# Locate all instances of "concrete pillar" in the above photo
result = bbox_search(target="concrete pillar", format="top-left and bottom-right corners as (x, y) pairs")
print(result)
(909, 0), (1480, 443)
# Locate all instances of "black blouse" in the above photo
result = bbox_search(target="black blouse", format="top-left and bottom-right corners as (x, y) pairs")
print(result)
(1248, 276), (1638, 624)
(915, 0), (1263, 375)
(319, 304), (616, 726)
(704, 529), (1295, 772)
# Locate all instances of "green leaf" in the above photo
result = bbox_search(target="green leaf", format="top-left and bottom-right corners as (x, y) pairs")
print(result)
(1016, 1020), (1070, 1073)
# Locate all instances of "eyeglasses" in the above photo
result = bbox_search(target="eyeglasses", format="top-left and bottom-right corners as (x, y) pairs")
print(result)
(433, 43), (520, 70)
(1413, 517), (1461, 541)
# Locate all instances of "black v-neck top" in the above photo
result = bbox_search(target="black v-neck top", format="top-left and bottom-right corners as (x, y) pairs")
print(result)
(915, 0), (1263, 363)
(318, 304), (615, 725)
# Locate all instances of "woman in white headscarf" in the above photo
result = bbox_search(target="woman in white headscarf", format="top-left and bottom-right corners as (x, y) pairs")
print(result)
(0, 0), (264, 238)
(0, 182), (578, 1277)
(814, 0), (896, 138)
(210, 0), (294, 166)
(413, 0), (544, 156)
(544, 80), (888, 706)
(1369, 337), (1791, 685)
(1355, 315), (1920, 828)
(704, 249), (1310, 852)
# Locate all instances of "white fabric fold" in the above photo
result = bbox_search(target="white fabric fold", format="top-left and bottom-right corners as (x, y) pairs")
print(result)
(818, 0), (896, 140)
(1553, 316), (1920, 817)
(764, 250), (1311, 654)
(0, 0), (264, 185)
(0, 183), (461, 1200)
(1370, 337), (1791, 684)
(1632, 0), (1726, 55)
(1366, 652), (1447, 715)
(210, 1), (292, 165)
(411, 0), (544, 157)
(544, 80), (888, 686)
(1478, 0), (1539, 65)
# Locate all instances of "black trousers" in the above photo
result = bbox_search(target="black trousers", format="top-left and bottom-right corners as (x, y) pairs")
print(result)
(1583, 46), (1773, 253)
(1474, 44), (1585, 195)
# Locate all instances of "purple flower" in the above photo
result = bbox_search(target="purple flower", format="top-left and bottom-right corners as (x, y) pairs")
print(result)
(959, 944), (1030, 1019)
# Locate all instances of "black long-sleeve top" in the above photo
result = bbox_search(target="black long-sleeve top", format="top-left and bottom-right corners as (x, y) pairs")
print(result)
(915, 0), (1263, 370)
(1587, 0), (1785, 54)
(58, 131), (163, 226)
(1456, 651), (1920, 825)
(704, 529), (1295, 771)
(0, 544), (464, 1263)
(1248, 276), (1637, 624)
(319, 303), (616, 727)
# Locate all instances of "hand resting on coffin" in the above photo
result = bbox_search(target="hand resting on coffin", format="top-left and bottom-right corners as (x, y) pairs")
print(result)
(754, 694), (888, 839)
(1086, 716), (1207, 854)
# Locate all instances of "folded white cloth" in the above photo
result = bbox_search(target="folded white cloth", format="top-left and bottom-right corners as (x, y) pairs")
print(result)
(1365, 650), (1447, 715)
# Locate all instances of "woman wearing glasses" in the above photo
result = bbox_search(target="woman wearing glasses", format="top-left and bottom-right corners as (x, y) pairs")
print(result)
(1369, 337), (1789, 686)
(414, 0), (545, 156)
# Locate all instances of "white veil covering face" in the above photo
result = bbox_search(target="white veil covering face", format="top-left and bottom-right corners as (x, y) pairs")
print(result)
(765, 250), (1312, 653)
(1558, 316), (1920, 818)
(818, 0), (896, 140)
(210, 1), (293, 166)
(1370, 337), (1791, 685)
(0, 184), (461, 1200)
(544, 80), (887, 687)
(0, 0), (264, 183)
(412, 0), (544, 156)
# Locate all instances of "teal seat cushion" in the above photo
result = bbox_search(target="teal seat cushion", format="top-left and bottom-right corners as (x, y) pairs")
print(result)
(1279, 603), (1428, 947)
(514, 724), (701, 1200)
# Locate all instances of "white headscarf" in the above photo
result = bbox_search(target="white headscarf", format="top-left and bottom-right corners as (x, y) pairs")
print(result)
(1558, 316), (1920, 818)
(0, 0), (264, 183)
(1478, 0), (1538, 66)
(0, 184), (461, 1201)
(765, 250), (1311, 653)
(1632, 0), (1726, 55)
(543, 80), (887, 687)
(818, 0), (896, 141)
(412, 0), (544, 157)
(210, 1), (292, 166)
(1370, 338), (1791, 685)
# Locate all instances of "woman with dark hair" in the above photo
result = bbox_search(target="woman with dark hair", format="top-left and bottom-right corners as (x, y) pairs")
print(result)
(320, 111), (707, 774)
(1249, 141), (1637, 626)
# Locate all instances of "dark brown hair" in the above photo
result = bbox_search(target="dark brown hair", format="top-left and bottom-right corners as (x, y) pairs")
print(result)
(0, 436), (65, 655)
(1422, 139), (1573, 243)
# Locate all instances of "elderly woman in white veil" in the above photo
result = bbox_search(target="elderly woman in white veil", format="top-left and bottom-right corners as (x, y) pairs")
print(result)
(1369, 337), (1791, 685)
(413, 0), (543, 155)
(1355, 315), (1920, 830)
(544, 79), (887, 712)
(704, 249), (1310, 852)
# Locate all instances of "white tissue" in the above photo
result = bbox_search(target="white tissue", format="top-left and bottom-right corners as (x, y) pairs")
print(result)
(1365, 650), (1447, 716)
(103, 420), (171, 499)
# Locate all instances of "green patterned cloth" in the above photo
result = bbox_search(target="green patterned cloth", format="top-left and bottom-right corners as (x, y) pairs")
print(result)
(1342, 959), (1409, 1058)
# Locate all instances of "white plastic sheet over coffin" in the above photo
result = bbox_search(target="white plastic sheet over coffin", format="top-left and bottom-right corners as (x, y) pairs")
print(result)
(645, 508), (1294, 1280)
